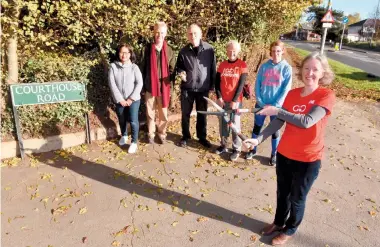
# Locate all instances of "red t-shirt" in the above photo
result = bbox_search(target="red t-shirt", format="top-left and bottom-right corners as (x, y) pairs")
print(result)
(277, 87), (335, 162)
(217, 59), (248, 102)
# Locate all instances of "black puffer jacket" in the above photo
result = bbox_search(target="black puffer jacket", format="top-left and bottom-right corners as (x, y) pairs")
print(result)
(176, 41), (216, 92)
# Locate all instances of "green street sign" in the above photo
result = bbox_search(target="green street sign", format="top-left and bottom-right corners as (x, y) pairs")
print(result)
(10, 81), (86, 106)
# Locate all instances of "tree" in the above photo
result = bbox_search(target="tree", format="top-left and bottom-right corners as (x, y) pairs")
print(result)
(307, 5), (345, 41)
(368, 2), (380, 40)
(347, 12), (361, 25)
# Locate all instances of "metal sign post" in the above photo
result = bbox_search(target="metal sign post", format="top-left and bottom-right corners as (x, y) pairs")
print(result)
(339, 16), (349, 50)
(9, 81), (90, 159)
(320, 9), (335, 54)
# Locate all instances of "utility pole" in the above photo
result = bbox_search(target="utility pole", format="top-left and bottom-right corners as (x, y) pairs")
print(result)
(320, 0), (333, 54)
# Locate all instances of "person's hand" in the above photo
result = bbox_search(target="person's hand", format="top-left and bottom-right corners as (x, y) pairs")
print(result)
(179, 71), (187, 82)
(243, 139), (259, 150)
(230, 101), (239, 110)
(119, 100), (128, 107)
(217, 98), (224, 107)
(258, 105), (279, 116)
(126, 98), (133, 106)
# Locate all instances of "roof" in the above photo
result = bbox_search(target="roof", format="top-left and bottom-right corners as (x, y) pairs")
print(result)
(348, 19), (378, 27)
(301, 22), (314, 31)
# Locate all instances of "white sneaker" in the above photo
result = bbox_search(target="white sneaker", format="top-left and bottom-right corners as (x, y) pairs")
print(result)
(128, 143), (138, 153)
(119, 136), (128, 146)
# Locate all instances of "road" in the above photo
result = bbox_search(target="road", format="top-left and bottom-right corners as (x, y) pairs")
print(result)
(285, 40), (380, 77)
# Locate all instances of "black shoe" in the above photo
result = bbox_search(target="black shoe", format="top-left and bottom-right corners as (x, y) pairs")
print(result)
(198, 138), (212, 148)
(215, 145), (228, 154)
(230, 150), (240, 161)
(179, 138), (187, 147)
(157, 136), (165, 145)
(269, 154), (276, 166)
(245, 150), (256, 160)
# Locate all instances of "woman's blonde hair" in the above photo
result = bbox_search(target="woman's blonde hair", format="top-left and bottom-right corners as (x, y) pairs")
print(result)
(299, 52), (335, 85)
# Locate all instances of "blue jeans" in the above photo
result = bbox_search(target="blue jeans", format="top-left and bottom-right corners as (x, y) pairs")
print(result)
(115, 100), (140, 143)
(274, 152), (320, 236)
(251, 104), (280, 155)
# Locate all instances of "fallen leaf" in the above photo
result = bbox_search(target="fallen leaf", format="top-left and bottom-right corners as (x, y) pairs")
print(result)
(369, 211), (376, 216)
(111, 240), (121, 246)
(82, 237), (87, 243)
(112, 225), (130, 237)
(250, 235), (258, 242)
(322, 199), (332, 203)
(172, 221), (179, 227)
(366, 198), (376, 203)
(226, 229), (240, 237)
(79, 207), (87, 215)
(197, 217), (209, 222)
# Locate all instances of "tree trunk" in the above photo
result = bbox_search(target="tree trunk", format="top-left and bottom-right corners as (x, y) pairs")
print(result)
(7, 37), (18, 84)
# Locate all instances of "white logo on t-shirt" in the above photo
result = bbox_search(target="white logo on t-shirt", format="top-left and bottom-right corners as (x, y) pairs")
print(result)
(293, 105), (306, 112)
(221, 67), (240, 78)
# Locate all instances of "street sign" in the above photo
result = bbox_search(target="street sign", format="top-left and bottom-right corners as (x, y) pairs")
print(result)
(9, 81), (90, 159)
(342, 16), (349, 24)
(322, 23), (332, 28)
(10, 81), (86, 106)
(321, 10), (334, 23)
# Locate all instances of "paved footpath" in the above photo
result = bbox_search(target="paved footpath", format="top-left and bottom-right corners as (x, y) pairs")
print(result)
(1, 98), (380, 247)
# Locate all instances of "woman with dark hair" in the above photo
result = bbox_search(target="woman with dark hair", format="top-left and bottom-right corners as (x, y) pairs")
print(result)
(109, 43), (143, 153)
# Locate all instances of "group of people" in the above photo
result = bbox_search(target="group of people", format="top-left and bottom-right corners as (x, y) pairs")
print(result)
(109, 21), (336, 245)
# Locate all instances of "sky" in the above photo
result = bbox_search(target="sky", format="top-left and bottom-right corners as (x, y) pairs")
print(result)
(322, 0), (379, 19)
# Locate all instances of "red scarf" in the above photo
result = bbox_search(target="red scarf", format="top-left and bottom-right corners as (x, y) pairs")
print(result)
(150, 41), (170, 108)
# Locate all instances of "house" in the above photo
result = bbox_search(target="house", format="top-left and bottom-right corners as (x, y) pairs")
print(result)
(347, 19), (378, 42)
(282, 22), (321, 41)
(298, 22), (321, 41)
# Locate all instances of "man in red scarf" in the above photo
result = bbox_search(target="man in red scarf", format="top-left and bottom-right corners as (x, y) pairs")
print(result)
(141, 22), (176, 144)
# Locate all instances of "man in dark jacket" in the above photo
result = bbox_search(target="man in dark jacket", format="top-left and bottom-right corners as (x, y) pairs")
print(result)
(141, 21), (176, 144)
(176, 24), (216, 148)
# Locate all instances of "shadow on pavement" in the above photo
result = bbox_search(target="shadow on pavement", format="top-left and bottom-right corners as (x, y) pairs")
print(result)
(37, 150), (268, 237)
(165, 132), (219, 150)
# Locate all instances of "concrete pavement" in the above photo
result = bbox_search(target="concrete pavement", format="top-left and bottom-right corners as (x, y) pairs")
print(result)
(1, 98), (380, 247)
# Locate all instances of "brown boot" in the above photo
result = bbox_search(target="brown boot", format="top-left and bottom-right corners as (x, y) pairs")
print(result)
(261, 223), (283, 236)
(271, 233), (292, 246)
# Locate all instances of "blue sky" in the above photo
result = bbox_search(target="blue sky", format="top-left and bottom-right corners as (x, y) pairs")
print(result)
(322, 0), (379, 19)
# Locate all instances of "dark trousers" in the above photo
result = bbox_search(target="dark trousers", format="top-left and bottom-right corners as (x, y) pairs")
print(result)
(274, 152), (320, 236)
(115, 100), (141, 143)
(180, 90), (208, 140)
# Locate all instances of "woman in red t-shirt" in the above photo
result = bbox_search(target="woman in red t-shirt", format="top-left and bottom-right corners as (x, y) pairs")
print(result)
(243, 52), (335, 245)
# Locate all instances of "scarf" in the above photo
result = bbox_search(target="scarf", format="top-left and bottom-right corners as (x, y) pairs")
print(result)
(150, 41), (170, 108)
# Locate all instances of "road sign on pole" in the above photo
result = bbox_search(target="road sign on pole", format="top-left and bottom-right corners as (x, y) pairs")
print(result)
(322, 23), (332, 28)
(321, 10), (335, 23)
(320, 9), (335, 54)
(9, 81), (90, 159)
(342, 16), (348, 24)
